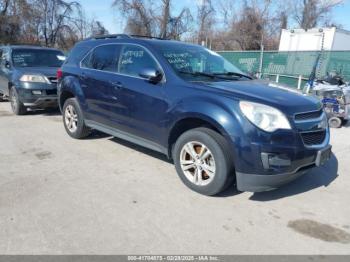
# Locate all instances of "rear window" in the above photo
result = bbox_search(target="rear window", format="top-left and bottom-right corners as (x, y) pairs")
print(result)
(12, 49), (65, 68)
(81, 45), (120, 72)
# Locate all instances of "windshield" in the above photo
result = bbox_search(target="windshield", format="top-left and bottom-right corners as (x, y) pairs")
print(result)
(12, 49), (65, 68)
(159, 44), (247, 81)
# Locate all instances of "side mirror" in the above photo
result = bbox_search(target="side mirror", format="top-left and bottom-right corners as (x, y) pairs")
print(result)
(5, 61), (11, 69)
(139, 68), (163, 83)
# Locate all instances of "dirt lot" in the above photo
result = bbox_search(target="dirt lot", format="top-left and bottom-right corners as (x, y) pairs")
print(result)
(0, 101), (350, 255)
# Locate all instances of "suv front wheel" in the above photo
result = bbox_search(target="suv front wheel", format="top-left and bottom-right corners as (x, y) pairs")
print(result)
(63, 98), (90, 139)
(173, 128), (234, 196)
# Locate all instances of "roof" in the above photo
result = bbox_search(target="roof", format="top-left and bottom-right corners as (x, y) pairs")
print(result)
(1, 45), (62, 51)
(80, 34), (200, 49)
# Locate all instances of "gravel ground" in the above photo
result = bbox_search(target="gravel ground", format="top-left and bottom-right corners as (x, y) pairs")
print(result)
(0, 101), (349, 255)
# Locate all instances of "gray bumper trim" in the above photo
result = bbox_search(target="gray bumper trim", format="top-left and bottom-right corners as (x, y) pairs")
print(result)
(23, 96), (58, 107)
(236, 165), (315, 192)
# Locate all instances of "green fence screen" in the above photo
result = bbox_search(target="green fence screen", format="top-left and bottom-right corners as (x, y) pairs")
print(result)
(217, 50), (350, 88)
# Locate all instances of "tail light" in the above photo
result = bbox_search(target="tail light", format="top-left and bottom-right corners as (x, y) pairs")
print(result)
(57, 68), (63, 80)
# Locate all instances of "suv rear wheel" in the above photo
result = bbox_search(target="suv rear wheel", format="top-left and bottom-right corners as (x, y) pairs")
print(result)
(63, 98), (90, 139)
(173, 127), (234, 196)
(10, 87), (27, 115)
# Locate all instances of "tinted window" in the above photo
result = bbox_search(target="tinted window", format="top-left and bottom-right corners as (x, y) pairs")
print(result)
(66, 45), (91, 65)
(82, 45), (120, 72)
(12, 49), (65, 67)
(118, 45), (159, 77)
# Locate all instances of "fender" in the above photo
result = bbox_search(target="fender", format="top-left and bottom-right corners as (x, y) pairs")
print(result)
(166, 96), (246, 162)
(168, 95), (244, 138)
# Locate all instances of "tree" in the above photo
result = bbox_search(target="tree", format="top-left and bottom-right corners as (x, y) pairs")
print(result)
(294, 0), (343, 29)
(0, 0), (108, 50)
(112, 0), (192, 39)
(32, 0), (81, 47)
(197, 0), (215, 46)
(113, 0), (153, 36)
(91, 20), (109, 36)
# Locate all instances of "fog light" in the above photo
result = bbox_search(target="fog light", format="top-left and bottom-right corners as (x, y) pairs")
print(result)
(261, 153), (291, 169)
(32, 90), (42, 95)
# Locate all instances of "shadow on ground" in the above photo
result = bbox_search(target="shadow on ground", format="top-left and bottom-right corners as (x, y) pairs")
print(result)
(109, 137), (172, 163)
(26, 108), (61, 116)
(84, 128), (339, 199)
(249, 153), (338, 201)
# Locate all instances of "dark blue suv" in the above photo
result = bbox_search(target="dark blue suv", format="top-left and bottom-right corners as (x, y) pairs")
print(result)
(58, 35), (331, 195)
(0, 45), (65, 115)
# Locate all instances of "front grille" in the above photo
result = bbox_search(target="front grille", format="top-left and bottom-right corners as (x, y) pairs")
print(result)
(47, 77), (58, 84)
(295, 110), (323, 121)
(46, 89), (57, 96)
(301, 130), (326, 146)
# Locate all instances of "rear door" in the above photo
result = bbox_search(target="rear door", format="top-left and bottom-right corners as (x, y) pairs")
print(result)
(79, 44), (124, 127)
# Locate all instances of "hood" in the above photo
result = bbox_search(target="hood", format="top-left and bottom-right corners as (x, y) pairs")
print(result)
(197, 80), (322, 116)
(16, 67), (59, 77)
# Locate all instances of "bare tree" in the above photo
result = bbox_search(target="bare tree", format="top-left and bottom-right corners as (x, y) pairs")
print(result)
(294, 0), (343, 29)
(91, 20), (109, 36)
(112, 0), (192, 39)
(197, 0), (215, 46)
(32, 0), (82, 47)
(113, 0), (153, 36)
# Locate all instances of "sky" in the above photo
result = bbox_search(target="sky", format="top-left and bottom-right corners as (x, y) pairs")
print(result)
(77, 0), (350, 34)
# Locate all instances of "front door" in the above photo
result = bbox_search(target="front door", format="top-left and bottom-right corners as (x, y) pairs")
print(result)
(111, 44), (168, 145)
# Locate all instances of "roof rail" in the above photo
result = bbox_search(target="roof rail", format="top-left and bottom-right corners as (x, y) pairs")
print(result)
(87, 34), (131, 41)
(130, 35), (168, 40)
(84, 34), (170, 41)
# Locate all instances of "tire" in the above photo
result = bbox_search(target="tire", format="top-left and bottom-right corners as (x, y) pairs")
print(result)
(328, 117), (342, 128)
(62, 98), (90, 139)
(173, 127), (235, 196)
(9, 87), (27, 115)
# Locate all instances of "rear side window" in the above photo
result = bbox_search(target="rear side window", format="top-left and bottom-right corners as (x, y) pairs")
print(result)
(66, 45), (91, 65)
(82, 45), (120, 72)
(118, 45), (159, 77)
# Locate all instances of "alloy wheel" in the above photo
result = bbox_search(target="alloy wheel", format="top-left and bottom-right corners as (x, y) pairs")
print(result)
(65, 105), (78, 133)
(180, 141), (216, 186)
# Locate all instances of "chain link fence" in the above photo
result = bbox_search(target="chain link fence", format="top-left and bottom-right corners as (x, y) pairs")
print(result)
(217, 50), (350, 88)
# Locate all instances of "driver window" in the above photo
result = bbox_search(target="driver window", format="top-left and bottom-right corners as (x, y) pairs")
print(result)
(118, 45), (158, 78)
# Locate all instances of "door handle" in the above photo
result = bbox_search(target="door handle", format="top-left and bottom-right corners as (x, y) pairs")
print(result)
(110, 81), (123, 89)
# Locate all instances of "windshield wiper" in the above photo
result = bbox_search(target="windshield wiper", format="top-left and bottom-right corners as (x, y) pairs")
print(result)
(213, 72), (252, 80)
(178, 70), (216, 79)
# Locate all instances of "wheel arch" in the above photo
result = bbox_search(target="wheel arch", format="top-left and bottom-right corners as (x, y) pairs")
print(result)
(59, 90), (75, 112)
(167, 113), (235, 159)
(59, 76), (86, 112)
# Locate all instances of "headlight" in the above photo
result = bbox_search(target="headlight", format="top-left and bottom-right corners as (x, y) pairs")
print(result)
(239, 101), (291, 132)
(20, 75), (49, 83)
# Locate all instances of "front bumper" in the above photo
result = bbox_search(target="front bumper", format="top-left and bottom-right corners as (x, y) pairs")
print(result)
(236, 145), (332, 192)
(17, 82), (58, 108)
(227, 114), (331, 192)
